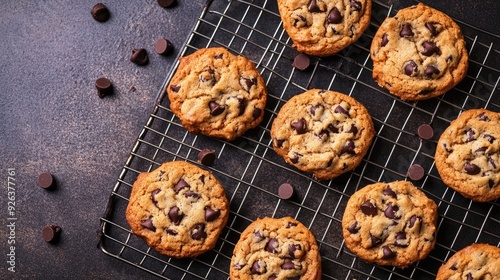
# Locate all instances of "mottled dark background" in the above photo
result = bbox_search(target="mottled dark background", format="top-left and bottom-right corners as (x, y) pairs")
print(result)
(0, 0), (498, 279)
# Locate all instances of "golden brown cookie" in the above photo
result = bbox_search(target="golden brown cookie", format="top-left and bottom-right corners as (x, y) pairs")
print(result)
(342, 181), (438, 267)
(436, 244), (500, 280)
(125, 161), (229, 258)
(370, 3), (468, 101)
(277, 0), (372, 56)
(435, 109), (500, 202)
(230, 216), (321, 280)
(271, 89), (375, 180)
(167, 47), (267, 141)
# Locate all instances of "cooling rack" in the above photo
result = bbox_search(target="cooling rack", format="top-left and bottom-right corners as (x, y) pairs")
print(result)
(99, 0), (500, 279)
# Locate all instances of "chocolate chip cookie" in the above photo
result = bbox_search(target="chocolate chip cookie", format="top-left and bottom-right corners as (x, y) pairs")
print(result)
(436, 243), (500, 280)
(277, 0), (372, 57)
(230, 216), (322, 280)
(271, 89), (375, 180)
(342, 181), (438, 267)
(370, 3), (468, 101)
(167, 47), (267, 141)
(125, 161), (229, 258)
(435, 109), (500, 202)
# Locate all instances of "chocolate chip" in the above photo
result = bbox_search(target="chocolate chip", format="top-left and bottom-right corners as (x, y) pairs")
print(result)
(308, 0), (321, 12)
(446, 55), (453, 63)
(488, 156), (497, 169)
(214, 53), (223, 59)
(141, 217), (156, 231)
(42, 225), (62, 243)
(370, 234), (382, 247)
(95, 77), (113, 98)
(394, 232), (408, 247)
(278, 183), (295, 200)
(489, 179), (495, 188)
(251, 260), (266, 274)
(91, 3), (110, 22)
(418, 124), (434, 140)
(170, 84), (180, 92)
(200, 68), (216, 84)
(174, 179), (189, 193)
(151, 188), (161, 207)
(450, 262), (458, 270)
(209, 101), (225, 116)
(275, 138), (285, 148)
(360, 200), (377, 216)
(474, 146), (487, 153)
(425, 22), (438, 36)
(157, 0), (176, 8)
(237, 98), (246, 116)
(407, 164), (425, 181)
(464, 162), (481, 175)
(292, 53), (310, 71)
(328, 124), (339, 133)
(465, 128), (476, 142)
(165, 228), (177, 236)
(281, 258), (296, 270)
(154, 38), (174, 55)
(37, 172), (55, 189)
(310, 105), (322, 116)
(252, 106), (262, 119)
(334, 105), (348, 115)
(404, 60), (418, 76)
(400, 23), (414, 37)
(466, 273), (473, 280)
(265, 238), (279, 253)
(382, 185), (397, 198)
(422, 41), (441, 56)
(384, 202), (399, 219)
(381, 33), (389, 46)
(382, 246), (396, 259)
(425, 65), (440, 78)
(168, 206), (184, 225)
(291, 118), (307, 134)
(408, 215), (419, 228)
(484, 134), (495, 143)
(240, 77), (256, 91)
(347, 221), (358, 234)
(288, 244), (301, 258)
(130, 48), (149, 66)
(350, 0), (362, 11)
(286, 222), (298, 228)
(290, 153), (301, 164)
(326, 7), (342, 24)
(191, 223), (207, 240)
(341, 140), (355, 155)
(184, 191), (200, 199)
(478, 113), (490, 121)
(204, 206), (220, 222)
(254, 230), (264, 241)
(348, 124), (358, 135)
(198, 149), (216, 166)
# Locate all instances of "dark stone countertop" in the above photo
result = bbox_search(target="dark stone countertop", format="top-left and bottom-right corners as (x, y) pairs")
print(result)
(0, 0), (498, 279)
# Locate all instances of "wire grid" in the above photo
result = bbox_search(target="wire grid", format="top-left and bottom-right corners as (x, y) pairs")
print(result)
(99, 0), (500, 279)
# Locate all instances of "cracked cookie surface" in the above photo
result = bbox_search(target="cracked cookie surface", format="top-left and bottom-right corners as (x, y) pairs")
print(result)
(167, 47), (267, 141)
(342, 181), (438, 267)
(435, 109), (500, 202)
(230, 216), (321, 280)
(277, 0), (372, 56)
(271, 89), (375, 180)
(370, 3), (468, 100)
(436, 243), (500, 280)
(125, 161), (229, 258)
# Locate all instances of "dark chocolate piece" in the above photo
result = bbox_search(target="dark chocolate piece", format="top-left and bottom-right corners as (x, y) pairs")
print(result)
(37, 172), (55, 190)
(91, 3), (110, 22)
(198, 149), (216, 166)
(292, 53), (310, 71)
(360, 200), (377, 216)
(154, 38), (173, 55)
(191, 223), (207, 240)
(400, 23), (414, 37)
(130, 48), (149, 66)
(278, 183), (295, 200)
(174, 179), (189, 193)
(326, 7), (342, 24)
(141, 218), (156, 231)
(204, 206), (220, 222)
(407, 164), (425, 181)
(157, 0), (176, 8)
(95, 77), (113, 98)
(42, 224), (62, 243)
(168, 206), (183, 225)
(418, 124), (434, 140)
(209, 101), (225, 116)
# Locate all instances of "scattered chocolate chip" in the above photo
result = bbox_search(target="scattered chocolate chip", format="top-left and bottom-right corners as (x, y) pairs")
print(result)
(251, 260), (266, 274)
(407, 164), (425, 181)
(326, 7), (342, 24)
(370, 234), (382, 247)
(308, 0), (321, 12)
(347, 221), (358, 234)
(350, 0), (362, 11)
(168, 206), (184, 225)
(141, 218), (156, 231)
(95, 77), (113, 98)
(292, 53), (310, 71)
(174, 179), (189, 193)
(291, 118), (307, 134)
(360, 200), (377, 216)
(422, 41), (441, 56)
(334, 105), (348, 115)
(204, 206), (220, 221)
(191, 223), (207, 240)
(464, 162), (481, 175)
(288, 244), (301, 258)
(154, 38), (174, 55)
(252, 106), (262, 119)
(170, 84), (180, 92)
(404, 60), (418, 76)
(418, 124), (434, 140)
(425, 65), (440, 78)
(265, 238), (279, 253)
(278, 183), (295, 200)
(42, 225), (62, 243)
(157, 0), (176, 8)
(425, 22), (438, 36)
(341, 140), (355, 155)
(198, 149), (216, 166)
(91, 3), (110, 22)
(382, 246), (396, 259)
(209, 101), (225, 116)
(37, 172), (55, 190)
(130, 48), (149, 66)
(381, 33), (389, 46)
(400, 23), (414, 37)
(281, 258), (296, 270)
(165, 228), (177, 236)
(382, 185), (397, 198)
(384, 202), (399, 219)
(151, 188), (161, 207)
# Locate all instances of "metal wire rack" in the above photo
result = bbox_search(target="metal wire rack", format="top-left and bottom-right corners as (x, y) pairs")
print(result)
(99, 0), (500, 279)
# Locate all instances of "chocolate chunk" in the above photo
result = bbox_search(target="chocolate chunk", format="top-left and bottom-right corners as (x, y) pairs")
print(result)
(95, 77), (113, 98)
(425, 65), (440, 78)
(204, 206), (220, 222)
(157, 0), (176, 8)
(174, 179), (189, 193)
(170, 84), (180, 92)
(465, 128), (476, 142)
(360, 200), (377, 216)
(286, 222), (298, 228)
(310, 105), (322, 116)
(326, 8), (342, 24)
(252, 106), (262, 119)
(400, 23), (414, 37)
(488, 156), (497, 169)
(478, 113), (490, 121)
(200, 68), (216, 84)
(292, 53), (310, 71)
(240, 77), (256, 91)
(334, 105), (348, 115)
(288, 244), (301, 258)
(191, 223), (207, 240)
(281, 258), (295, 270)
(489, 179), (495, 188)
(425, 22), (438, 36)
(484, 134), (495, 143)
(209, 101), (225, 116)
(381, 33), (389, 47)
(141, 218), (156, 231)
(474, 146), (487, 153)
(308, 0), (321, 12)
(154, 38), (174, 55)
(382, 185), (397, 198)
(130, 48), (149, 66)
(450, 262), (458, 270)
(408, 215), (419, 228)
(422, 41), (441, 56)
(42, 224), (62, 243)
(464, 162), (481, 175)
(328, 123), (339, 133)
(91, 3), (110, 22)
(275, 138), (285, 148)
(348, 124), (358, 135)
(350, 0), (362, 11)
(407, 164), (425, 181)
(266, 238), (279, 253)
(418, 124), (434, 140)
(254, 230), (264, 241)
(198, 149), (216, 166)
(446, 55), (453, 63)
(382, 246), (396, 259)
(341, 140), (355, 155)
(251, 260), (266, 274)
(347, 221), (358, 234)
(384, 202), (399, 219)
(151, 188), (161, 207)
(168, 206), (184, 225)
(466, 273), (473, 280)
(291, 118), (307, 134)
(394, 232), (408, 247)
(278, 183), (295, 200)
(37, 172), (55, 189)
(184, 191), (200, 199)
(370, 234), (382, 247)
(165, 228), (177, 236)
(236, 98), (246, 116)
(404, 60), (418, 76)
